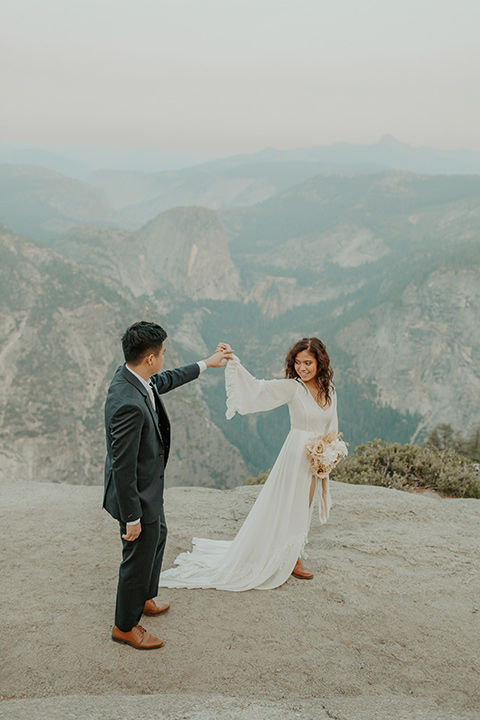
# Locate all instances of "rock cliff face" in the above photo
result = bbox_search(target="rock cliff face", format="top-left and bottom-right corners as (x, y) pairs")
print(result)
(243, 273), (356, 319)
(138, 207), (242, 301)
(336, 269), (480, 437)
(53, 225), (160, 300)
(55, 206), (242, 303)
(0, 230), (247, 486)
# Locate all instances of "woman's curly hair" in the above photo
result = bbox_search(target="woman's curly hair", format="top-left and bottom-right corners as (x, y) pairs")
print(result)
(285, 337), (334, 406)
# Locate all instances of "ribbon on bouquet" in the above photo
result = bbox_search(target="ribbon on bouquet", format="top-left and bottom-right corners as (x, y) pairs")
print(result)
(316, 473), (330, 524)
(305, 431), (348, 524)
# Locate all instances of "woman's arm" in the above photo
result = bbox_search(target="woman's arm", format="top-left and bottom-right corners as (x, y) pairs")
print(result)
(225, 354), (296, 419)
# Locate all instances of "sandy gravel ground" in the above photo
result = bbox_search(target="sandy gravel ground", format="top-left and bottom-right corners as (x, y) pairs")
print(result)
(0, 479), (479, 720)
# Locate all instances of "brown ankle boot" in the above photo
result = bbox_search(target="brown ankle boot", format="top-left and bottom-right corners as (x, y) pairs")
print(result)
(292, 558), (314, 579)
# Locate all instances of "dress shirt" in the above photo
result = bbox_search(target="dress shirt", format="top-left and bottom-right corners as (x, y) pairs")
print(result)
(124, 360), (207, 525)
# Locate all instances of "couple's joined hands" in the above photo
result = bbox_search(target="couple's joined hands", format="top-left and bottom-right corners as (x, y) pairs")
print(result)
(204, 342), (234, 368)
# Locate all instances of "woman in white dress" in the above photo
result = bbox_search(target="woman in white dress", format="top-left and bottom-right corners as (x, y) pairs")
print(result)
(159, 337), (338, 592)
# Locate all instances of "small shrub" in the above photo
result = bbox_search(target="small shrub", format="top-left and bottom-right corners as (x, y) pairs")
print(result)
(330, 439), (480, 499)
(425, 423), (480, 462)
(246, 469), (271, 486)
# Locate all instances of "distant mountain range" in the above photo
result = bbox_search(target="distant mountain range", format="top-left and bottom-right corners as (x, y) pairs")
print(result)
(1, 145), (479, 485)
(0, 142), (211, 178)
(2, 136), (480, 236)
(2, 136), (480, 180)
(0, 164), (133, 242)
(83, 135), (480, 227)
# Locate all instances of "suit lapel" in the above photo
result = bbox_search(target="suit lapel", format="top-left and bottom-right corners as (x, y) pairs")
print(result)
(150, 383), (169, 429)
(150, 383), (171, 465)
(144, 393), (163, 440)
(120, 365), (164, 443)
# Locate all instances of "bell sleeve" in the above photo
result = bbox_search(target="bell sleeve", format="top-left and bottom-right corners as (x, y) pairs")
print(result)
(225, 355), (297, 419)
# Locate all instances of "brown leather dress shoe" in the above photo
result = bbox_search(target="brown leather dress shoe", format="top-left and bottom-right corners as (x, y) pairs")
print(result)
(143, 599), (170, 616)
(112, 624), (164, 649)
(292, 558), (314, 579)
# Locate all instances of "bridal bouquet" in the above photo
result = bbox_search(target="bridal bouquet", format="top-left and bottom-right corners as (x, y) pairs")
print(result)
(305, 430), (348, 478)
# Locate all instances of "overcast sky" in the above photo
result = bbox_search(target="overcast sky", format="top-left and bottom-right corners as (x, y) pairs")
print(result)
(2, 0), (480, 154)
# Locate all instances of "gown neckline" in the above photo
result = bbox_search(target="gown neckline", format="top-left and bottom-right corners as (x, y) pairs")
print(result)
(297, 378), (331, 411)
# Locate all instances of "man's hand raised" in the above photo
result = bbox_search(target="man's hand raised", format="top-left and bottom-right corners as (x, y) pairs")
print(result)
(204, 347), (234, 368)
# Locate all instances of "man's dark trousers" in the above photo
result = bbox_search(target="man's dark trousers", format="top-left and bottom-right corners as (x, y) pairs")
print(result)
(115, 504), (167, 632)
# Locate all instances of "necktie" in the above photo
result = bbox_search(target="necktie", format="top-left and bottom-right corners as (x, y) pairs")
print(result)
(148, 383), (156, 411)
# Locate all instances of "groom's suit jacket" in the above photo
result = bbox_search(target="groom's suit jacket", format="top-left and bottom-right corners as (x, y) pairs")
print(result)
(103, 362), (200, 524)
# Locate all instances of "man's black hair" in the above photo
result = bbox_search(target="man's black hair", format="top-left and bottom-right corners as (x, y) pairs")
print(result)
(122, 321), (167, 364)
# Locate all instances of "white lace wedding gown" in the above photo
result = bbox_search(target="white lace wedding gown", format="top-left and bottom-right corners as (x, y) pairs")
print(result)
(159, 355), (338, 591)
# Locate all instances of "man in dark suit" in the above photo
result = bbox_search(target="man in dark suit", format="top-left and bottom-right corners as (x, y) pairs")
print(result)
(103, 320), (231, 650)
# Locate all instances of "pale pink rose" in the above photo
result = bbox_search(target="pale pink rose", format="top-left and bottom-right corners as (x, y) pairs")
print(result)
(305, 431), (348, 478)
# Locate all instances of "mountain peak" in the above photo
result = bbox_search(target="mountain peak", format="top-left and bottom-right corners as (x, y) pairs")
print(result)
(377, 134), (407, 148)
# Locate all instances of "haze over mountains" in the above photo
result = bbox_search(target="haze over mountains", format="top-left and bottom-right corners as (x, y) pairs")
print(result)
(1, 136), (479, 486)
(3, 135), (480, 180)
(3, 135), (480, 234)
(0, 142), (211, 178)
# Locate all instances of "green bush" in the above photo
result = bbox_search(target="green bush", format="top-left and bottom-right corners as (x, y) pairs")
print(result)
(425, 423), (480, 462)
(330, 438), (480, 499)
(245, 469), (271, 486)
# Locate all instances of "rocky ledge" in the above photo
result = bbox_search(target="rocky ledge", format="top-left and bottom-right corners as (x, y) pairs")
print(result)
(1, 480), (479, 720)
